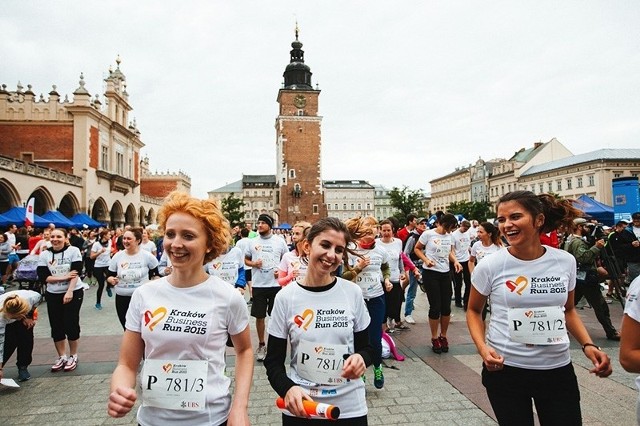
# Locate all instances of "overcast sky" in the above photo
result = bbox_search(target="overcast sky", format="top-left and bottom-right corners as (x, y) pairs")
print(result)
(3, 1), (639, 198)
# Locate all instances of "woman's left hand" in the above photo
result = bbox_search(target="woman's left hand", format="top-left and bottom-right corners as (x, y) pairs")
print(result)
(584, 346), (613, 378)
(342, 353), (366, 379)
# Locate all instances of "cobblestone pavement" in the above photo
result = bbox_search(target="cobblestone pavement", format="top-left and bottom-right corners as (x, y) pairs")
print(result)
(0, 282), (635, 425)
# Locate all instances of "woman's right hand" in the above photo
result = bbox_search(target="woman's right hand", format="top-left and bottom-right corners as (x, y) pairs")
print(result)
(107, 386), (137, 418)
(283, 386), (313, 418)
(481, 345), (504, 372)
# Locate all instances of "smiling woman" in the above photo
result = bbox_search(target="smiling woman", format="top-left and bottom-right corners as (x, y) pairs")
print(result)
(466, 191), (612, 425)
(108, 191), (253, 426)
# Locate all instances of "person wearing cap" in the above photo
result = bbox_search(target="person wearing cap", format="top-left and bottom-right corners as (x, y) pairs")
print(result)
(564, 218), (620, 340)
(243, 213), (288, 361)
(397, 214), (417, 245)
(0, 289), (42, 382)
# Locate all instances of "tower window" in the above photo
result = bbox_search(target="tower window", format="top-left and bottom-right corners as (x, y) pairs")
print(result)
(313, 204), (319, 214)
(297, 109), (304, 116)
(289, 169), (296, 179)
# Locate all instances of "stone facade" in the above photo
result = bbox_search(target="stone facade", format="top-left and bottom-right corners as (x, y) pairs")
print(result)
(324, 180), (375, 220)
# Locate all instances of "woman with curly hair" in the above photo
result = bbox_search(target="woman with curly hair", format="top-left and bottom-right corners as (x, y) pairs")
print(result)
(108, 192), (253, 426)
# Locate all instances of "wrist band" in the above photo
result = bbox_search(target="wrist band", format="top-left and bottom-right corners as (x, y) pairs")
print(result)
(581, 342), (601, 352)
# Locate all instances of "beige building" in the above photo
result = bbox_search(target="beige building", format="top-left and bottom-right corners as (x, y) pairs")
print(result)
(518, 149), (640, 204)
(429, 167), (471, 213)
(324, 180), (375, 220)
(208, 175), (278, 228)
(488, 138), (572, 203)
(373, 185), (399, 221)
(0, 59), (187, 227)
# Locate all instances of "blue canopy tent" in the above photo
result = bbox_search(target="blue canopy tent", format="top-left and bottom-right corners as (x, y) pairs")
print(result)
(0, 212), (13, 227)
(574, 194), (614, 226)
(0, 207), (49, 228)
(69, 213), (104, 228)
(41, 210), (77, 228)
(277, 223), (292, 230)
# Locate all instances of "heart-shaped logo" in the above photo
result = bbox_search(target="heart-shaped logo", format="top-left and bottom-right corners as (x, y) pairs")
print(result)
(213, 262), (222, 270)
(314, 346), (324, 354)
(293, 309), (314, 330)
(505, 276), (529, 295)
(143, 307), (168, 331)
(120, 262), (129, 269)
(162, 363), (172, 373)
(524, 310), (534, 318)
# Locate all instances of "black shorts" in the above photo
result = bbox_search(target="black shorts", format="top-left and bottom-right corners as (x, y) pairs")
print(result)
(251, 287), (281, 318)
(245, 269), (252, 282)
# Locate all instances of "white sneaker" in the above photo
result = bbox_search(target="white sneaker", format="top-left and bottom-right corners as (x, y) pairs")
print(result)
(256, 344), (267, 362)
(405, 315), (416, 324)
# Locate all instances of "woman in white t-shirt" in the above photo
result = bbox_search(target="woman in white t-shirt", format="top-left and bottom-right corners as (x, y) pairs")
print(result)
(90, 230), (113, 310)
(107, 228), (159, 329)
(414, 213), (462, 354)
(37, 228), (84, 373)
(620, 276), (640, 423)
(343, 216), (391, 390)
(264, 217), (373, 425)
(140, 229), (157, 258)
(467, 190), (612, 425)
(205, 245), (246, 292)
(277, 221), (311, 287)
(468, 221), (503, 274)
(108, 191), (252, 426)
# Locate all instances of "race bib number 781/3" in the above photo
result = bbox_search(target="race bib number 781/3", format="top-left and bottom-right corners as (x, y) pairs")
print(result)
(142, 359), (208, 411)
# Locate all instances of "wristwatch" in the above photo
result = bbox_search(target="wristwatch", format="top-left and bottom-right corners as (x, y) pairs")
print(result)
(581, 342), (601, 352)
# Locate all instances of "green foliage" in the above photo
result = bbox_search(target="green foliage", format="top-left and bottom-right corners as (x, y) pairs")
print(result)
(220, 193), (245, 226)
(447, 200), (494, 222)
(389, 186), (425, 224)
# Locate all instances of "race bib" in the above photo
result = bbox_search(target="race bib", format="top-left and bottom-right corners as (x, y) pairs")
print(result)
(508, 306), (568, 345)
(297, 340), (349, 385)
(50, 263), (71, 276)
(142, 359), (208, 411)
(356, 272), (379, 293)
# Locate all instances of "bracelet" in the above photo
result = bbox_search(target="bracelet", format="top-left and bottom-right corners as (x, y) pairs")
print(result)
(581, 343), (601, 352)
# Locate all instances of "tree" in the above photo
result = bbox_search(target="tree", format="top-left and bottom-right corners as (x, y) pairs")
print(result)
(389, 186), (425, 224)
(447, 200), (494, 222)
(220, 193), (245, 226)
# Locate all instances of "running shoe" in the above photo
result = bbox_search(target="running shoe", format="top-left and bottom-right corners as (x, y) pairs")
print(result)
(431, 338), (442, 354)
(51, 356), (67, 372)
(404, 315), (416, 324)
(64, 355), (78, 372)
(95, 303), (102, 310)
(106, 287), (113, 297)
(395, 322), (410, 330)
(439, 335), (449, 353)
(256, 344), (267, 362)
(373, 366), (384, 389)
(17, 367), (31, 382)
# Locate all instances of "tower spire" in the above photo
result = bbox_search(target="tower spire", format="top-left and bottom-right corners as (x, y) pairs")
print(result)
(283, 24), (313, 90)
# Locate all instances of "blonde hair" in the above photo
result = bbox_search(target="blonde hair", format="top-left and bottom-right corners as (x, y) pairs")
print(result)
(344, 216), (378, 241)
(158, 191), (231, 263)
(1, 294), (30, 319)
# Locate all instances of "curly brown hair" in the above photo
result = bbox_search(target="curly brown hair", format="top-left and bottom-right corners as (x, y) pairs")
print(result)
(157, 191), (231, 264)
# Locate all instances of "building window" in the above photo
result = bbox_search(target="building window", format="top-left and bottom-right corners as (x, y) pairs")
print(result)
(614, 173), (622, 178)
(253, 190), (257, 196)
(101, 146), (108, 170)
(357, 203), (362, 210)
(547, 182), (552, 192)
(289, 169), (296, 179)
(556, 180), (562, 191)
(297, 109), (304, 116)
(588, 175), (595, 186)
(116, 152), (124, 175)
(350, 203), (354, 210)
(313, 204), (319, 214)
(366, 203), (371, 210)
(538, 183), (544, 193)
(343, 203), (347, 210)
(576, 177), (583, 188)
(334, 204), (338, 210)
(566, 178), (572, 189)
(128, 158), (133, 178)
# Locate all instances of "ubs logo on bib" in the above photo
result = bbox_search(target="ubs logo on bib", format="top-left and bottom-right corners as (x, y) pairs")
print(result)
(505, 276), (529, 295)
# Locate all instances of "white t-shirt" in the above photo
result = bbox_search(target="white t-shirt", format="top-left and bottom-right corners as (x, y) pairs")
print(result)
(468, 226), (478, 240)
(470, 241), (502, 263)
(268, 278), (370, 419)
(623, 276), (640, 393)
(375, 238), (403, 282)
(140, 240), (157, 255)
(278, 251), (308, 286)
(38, 246), (83, 294)
(471, 247), (576, 369)
(347, 245), (390, 299)
(205, 247), (244, 286)
(418, 229), (453, 273)
(126, 276), (249, 426)
(0, 289), (42, 361)
(108, 250), (159, 296)
(243, 234), (288, 288)
(92, 240), (112, 268)
(451, 229), (471, 262)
